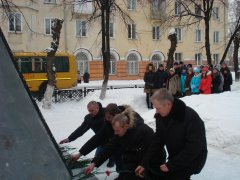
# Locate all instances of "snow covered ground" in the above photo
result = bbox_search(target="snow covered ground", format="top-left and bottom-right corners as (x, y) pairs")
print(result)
(39, 79), (240, 180)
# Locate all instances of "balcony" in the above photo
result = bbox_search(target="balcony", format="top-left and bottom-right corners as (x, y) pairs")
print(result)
(73, 1), (93, 14)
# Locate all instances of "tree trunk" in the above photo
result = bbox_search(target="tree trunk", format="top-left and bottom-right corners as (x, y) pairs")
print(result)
(100, 0), (110, 100)
(43, 19), (63, 109)
(233, 35), (240, 81)
(204, 16), (212, 66)
(166, 33), (177, 71)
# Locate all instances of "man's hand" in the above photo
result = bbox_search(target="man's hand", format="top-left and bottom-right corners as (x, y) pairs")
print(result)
(135, 165), (145, 178)
(160, 164), (169, 172)
(70, 152), (81, 163)
(84, 163), (96, 175)
(59, 138), (69, 144)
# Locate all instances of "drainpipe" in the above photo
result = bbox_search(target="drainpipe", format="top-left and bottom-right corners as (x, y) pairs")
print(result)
(64, 0), (68, 51)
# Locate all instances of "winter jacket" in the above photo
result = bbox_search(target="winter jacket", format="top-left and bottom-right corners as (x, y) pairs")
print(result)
(223, 71), (233, 91)
(144, 98), (207, 178)
(68, 102), (105, 142)
(199, 72), (212, 94)
(154, 69), (168, 89)
(92, 107), (154, 173)
(167, 73), (180, 96)
(144, 71), (156, 93)
(190, 74), (201, 93)
(212, 73), (221, 93)
(180, 74), (187, 93)
(79, 105), (131, 156)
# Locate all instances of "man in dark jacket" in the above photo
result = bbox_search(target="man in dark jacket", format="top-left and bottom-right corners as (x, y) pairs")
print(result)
(84, 106), (154, 180)
(154, 64), (168, 89)
(59, 101), (108, 161)
(70, 103), (124, 170)
(136, 88), (207, 180)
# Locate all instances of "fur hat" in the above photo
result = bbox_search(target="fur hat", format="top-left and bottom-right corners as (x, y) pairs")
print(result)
(169, 68), (175, 73)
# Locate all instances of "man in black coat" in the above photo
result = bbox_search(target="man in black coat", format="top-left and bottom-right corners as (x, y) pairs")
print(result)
(70, 103), (124, 170)
(84, 106), (154, 180)
(59, 101), (108, 161)
(154, 64), (168, 89)
(136, 88), (207, 180)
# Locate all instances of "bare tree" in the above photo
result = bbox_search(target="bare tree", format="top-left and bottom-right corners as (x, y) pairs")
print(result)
(158, 0), (227, 66)
(166, 29), (177, 71)
(220, 0), (240, 65)
(42, 19), (63, 109)
(233, 32), (240, 81)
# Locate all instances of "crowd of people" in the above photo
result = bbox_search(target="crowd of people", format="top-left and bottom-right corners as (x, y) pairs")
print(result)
(144, 61), (233, 108)
(59, 88), (207, 180)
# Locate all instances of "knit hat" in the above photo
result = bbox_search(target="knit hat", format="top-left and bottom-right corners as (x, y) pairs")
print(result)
(194, 67), (200, 73)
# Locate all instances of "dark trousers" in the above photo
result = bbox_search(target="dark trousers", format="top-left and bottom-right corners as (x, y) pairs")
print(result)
(146, 92), (153, 108)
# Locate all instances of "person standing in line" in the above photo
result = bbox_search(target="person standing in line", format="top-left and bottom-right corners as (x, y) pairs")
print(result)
(166, 68), (181, 98)
(154, 64), (168, 89)
(185, 67), (194, 96)
(199, 66), (212, 94)
(211, 67), (222, 94)
(144, 63), (156, 109)
(135, 88), (207, 180)
(180, 66), (187, 97)
(190, 67), (201, 95)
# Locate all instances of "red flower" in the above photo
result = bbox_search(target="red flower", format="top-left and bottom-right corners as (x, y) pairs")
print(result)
(105, 170), (110, 176)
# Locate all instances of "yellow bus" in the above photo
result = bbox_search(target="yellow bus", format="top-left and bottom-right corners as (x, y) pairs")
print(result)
(14, 52), (77, 93)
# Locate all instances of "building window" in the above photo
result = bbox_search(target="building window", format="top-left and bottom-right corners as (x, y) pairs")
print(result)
(175, 52), (182, 62)
(175, 1), (181, 16)
(213, 31), (219, 43)
(128, 24), (136, 39)
(213, 54), (219, 65)
(195, 29), (201, 42)
(152, 26), (160, 40)
(76, 20), (87, 37)
(44, 0), (56, 3)
(127, 53), (139, 75)
(45, 18), (54, 35)
(151, 54), (162, 69)
(110, 53), (117, 75)
(76, 52), (89, 75)
(195, 4), (201, 16)
(128, 0), (136, 10)
(8, 13), (22, 32)
(212, 7), (219, 20)
(109, 22), (114, 38)
(195, 53), (202, 65)
(175, 28), (182, 42)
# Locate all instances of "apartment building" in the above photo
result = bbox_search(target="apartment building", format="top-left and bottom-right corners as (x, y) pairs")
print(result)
(0, 0), (229, 80)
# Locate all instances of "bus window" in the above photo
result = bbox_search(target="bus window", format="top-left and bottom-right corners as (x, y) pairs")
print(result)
(53, 56), (69, 72)
(33, 57), (47, 73)
(17, 57), (32, 73)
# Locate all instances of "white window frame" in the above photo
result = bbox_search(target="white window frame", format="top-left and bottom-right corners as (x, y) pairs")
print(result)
(195, 53), (202, 66)
(175, 52), (182, 62)
(76, 20), (87, 37)
(44, 18), (55, 35)
(128, 24), (136, 39)
(110, 53), (117, 75)
(8, 12), (22, 32)
(213, 31), (220, 43)
(175, 1), (181, 16)
(44, 0), (56, 4)
(126, 52), (140, 75)
(128, 0), (136, 10)
(175, 27), (182, 42)
(153, 26), (160, 40)
(212, 7), (219, 20)
(76, 52), (89, 75)
(195, 29), (201, 42)
(109, 22), (115, 38)
(213, 53), (219, 65)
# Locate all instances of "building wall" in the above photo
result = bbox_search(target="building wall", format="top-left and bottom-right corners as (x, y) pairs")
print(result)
(0, 0), (229, 80)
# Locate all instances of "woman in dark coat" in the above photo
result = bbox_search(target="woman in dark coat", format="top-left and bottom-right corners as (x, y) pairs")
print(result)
(144, 63), (156, 108)
(222, 69), (233, 91)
